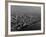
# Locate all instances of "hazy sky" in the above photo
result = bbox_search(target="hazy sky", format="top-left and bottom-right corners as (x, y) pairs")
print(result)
(11, 5), (41, 17)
